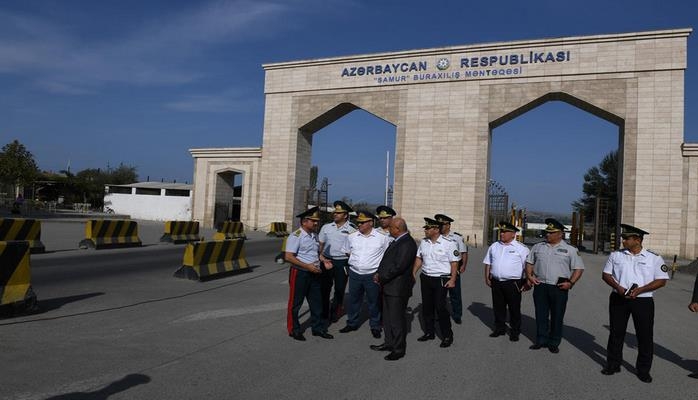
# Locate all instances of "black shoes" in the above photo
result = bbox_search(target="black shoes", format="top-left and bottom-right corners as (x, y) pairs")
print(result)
(548, 345), (559, 354)
(289, 332), (306, 341)
(509, 334), (519, 342)
(453, 317), (462, 324)
(601, 366), (621, 375)
(529, 343), (545, 350)
(489, 330), (506, 338)
(384, 352), (404, 361)
(312, 331), (334, 339)
(371, 329), (382, 339)
(440, 337), (453, 348)
(638, 373), (653, 383)
(417, 333), (435, 342)
(370, 343), (391, 352)
(339, 325), (358, 333)
(689, 372), (698, 379)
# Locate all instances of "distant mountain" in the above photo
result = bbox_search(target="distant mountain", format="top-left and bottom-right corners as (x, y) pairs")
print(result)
(525, 209), (572, 224)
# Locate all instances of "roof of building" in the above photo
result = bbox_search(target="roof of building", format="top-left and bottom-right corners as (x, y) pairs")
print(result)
(106, 182), (192, 190)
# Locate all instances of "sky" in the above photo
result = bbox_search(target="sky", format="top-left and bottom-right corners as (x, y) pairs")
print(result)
(1, 0), (697, 214)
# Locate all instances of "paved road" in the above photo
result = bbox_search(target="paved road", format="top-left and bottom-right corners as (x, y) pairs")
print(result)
(1, 229), (697, 399)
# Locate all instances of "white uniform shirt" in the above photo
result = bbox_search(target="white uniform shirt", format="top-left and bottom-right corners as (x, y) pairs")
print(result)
(285, 228), (319, 267)
(483, 240), (530, 280)
(417, 235), (460, 277)
(602, 248), (669, 298)
(318, 221), (356, 259)
(342, 228), (391, 274)
(444, 232), (468, 255)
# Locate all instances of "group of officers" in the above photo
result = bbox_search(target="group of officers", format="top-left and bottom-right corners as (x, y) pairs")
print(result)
(284, 201), (697, 380)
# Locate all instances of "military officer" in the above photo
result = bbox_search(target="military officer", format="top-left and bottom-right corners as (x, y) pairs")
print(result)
(435, 214), (468, 324)
(412, 217), (460, 348)
(319, 200), (357, 323)
(526, 218), (584, 353)
(375, 205), (397, 236)
(284, 207), (333, 341)
(483, 221), (530, 341)
(601, 224), (669, 383)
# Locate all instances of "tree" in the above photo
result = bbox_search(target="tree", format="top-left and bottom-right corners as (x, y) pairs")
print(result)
(572, 150), (618, 226)
(0, 140), (39, 196)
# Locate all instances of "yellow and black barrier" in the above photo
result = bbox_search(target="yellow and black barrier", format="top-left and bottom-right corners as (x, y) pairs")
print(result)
(267, 222), (289, 237)
(0, 241), (37, 311)
(160, 221), (202, 243)
(79, 219), (142, 249)
(0, 218), (45, 253)
(275, 236), (288, 264)
(213, 221), (246, 240)
(174, 239), (249, 280)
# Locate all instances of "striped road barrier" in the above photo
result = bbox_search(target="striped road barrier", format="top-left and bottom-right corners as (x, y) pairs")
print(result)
(79, 219), (142, 250)
(267, 222), (289, 237)
(0, 218), (45, 253)
(212, 221), (246, 241)
(160, 221), (202, 243)
(174, 239), (249, 281)
(275, 236), (288, 264)
(0, 241), (37, 311)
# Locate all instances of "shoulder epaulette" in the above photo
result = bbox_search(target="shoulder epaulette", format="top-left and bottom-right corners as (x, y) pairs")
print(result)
(349, 222), (358, 229)
(453, 232), (463, 237)
(442, 236), (453, 242)
(646, 249), (659, 256)
(293, 229), (302, 237)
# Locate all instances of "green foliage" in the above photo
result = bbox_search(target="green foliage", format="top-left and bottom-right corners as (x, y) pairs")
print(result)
(0, 140), (39, 191)
(36, 163), (138, 207)
(572, 150), (618, 225)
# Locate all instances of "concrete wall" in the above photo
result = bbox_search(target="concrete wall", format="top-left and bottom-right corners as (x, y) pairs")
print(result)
(105, 190), (191, 221)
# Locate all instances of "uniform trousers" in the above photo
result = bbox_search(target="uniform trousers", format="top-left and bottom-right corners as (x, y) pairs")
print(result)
(287, 268), (323, 335)
(532, 283), (568, 347)
(346, 269), (382, 329)
(491, 278), (522, 334)
(606, 292), (655, 375)
(447, 273), (463, 320)
(328, 258), (349, 318)
(420, 274), (453, 339)
(383, 294), (409, 355)
(319, 267), (334, 324)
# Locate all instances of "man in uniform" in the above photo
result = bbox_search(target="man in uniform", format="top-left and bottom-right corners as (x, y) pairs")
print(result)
(375, 205), (397, 236)
(284, 207), (333, 341)
(526, 218), (584, 353)
(372, 217), (418, 360)
(483, 221), (530, 341)
(601, 224), (669, 383)
(435, 214), (468, 324)
(339, 211), (391, 338)
(412, 217), (460, 348)
(689, 271), (698, 379)
(319, 201), (357, 323)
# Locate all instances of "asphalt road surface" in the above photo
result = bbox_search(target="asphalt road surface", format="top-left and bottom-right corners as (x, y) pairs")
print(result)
(1, 223), (697, 399)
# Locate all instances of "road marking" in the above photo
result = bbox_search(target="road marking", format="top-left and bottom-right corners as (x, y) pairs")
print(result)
(174, 302), (291, 322)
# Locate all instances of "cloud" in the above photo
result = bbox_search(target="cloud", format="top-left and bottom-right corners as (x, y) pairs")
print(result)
(164, 90), (257, 113)
(0, 1), (295, 94)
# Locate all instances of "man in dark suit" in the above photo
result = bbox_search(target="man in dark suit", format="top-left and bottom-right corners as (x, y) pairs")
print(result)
(371, 217), (417, 361)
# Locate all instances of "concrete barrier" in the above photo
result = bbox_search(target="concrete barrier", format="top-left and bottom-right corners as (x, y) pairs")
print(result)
(174, 239), (249, 280)
(0, 218), (45, 253)
(267, 222), (289, 237)
(79, 219), (142, 249)
(160, 221), (202, 243)
(212, 221), (246, 240)
(0, 241), (37, 311)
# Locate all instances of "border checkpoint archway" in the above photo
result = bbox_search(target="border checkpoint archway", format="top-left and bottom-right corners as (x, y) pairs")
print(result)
(191, 28), (698, 258)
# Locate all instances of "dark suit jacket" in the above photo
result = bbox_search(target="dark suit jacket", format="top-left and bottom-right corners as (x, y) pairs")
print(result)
(692, 272), (698, 303)
(377, 233), (418, 297)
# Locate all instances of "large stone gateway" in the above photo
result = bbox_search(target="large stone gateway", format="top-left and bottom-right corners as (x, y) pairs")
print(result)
(191, 28), (698, 258)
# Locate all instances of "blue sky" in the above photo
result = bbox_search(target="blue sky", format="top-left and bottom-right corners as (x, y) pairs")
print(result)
(1, 0), (696, 214)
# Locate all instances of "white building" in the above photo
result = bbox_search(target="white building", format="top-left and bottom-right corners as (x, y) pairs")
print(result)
(104, 182), (192, 221)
